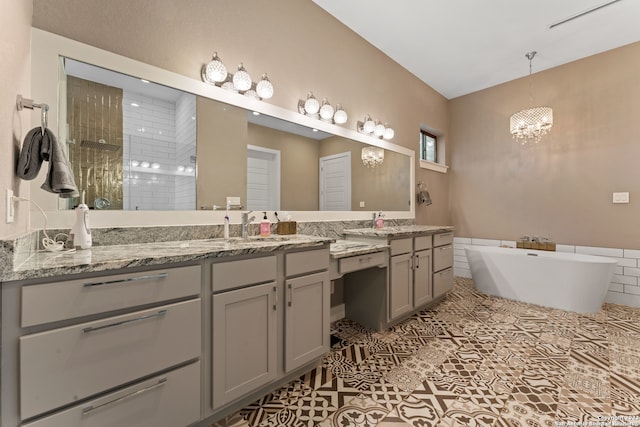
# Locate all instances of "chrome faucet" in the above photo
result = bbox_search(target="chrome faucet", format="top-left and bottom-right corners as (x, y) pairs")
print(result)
(241, 210), (255, 238)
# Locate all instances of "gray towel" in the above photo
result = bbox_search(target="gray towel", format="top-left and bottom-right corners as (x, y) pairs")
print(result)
(17, 127), (79, 198)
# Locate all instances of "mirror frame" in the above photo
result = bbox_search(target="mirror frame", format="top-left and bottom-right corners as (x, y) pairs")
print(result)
(30, 28), (415, 229)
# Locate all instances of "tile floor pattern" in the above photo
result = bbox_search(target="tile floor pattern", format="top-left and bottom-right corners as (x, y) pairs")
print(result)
(211, 277), (640, 427)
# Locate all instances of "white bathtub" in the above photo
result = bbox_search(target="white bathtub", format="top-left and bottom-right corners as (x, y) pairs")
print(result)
(465, 246), (618, 313)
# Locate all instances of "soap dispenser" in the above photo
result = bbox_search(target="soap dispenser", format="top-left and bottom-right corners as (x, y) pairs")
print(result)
(71, 191), (92, 249)
(260, 212), (271, 237)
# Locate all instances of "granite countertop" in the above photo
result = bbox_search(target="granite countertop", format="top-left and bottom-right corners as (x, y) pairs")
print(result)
(329, 239), (389, 259)
(343, 225), (454, 238)
(4, 235), (333, 283)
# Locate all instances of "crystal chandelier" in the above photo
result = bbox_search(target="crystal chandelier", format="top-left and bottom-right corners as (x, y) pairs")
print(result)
(361, 146), (384, 168)
(509, 52), (553, 145)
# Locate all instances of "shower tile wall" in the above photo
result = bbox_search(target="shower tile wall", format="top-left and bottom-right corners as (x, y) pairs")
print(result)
(122, 91), (196, 210)
(174, 92), (196, 210)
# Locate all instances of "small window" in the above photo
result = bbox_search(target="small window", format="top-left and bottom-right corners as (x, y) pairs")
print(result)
(419, 130), (437, 163)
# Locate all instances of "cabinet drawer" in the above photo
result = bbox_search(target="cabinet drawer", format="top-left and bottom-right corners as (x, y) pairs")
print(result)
(212, 255), (276, 292)
(433, 267), (454, 298)
(286, 248), (329, 277)
(433, 232), (454, 247)
(20, 299), (200, 420)
(22, 265), (201, 327)
(339, 251), (386, 275)
(433, 244), (454, 272)
(23, 361), (201, 427)
(414, 235), (432, 251)
(390, 238), (412, 256)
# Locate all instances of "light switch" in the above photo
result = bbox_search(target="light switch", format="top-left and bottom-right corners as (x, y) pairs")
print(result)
(613, 192), (630, 204)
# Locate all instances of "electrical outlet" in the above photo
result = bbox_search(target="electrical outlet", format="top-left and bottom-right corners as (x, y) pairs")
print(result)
(6, 189), (14, 223)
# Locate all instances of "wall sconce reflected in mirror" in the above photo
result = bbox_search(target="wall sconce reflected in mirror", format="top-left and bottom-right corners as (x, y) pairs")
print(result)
(298, 92), (348, 125)
(361, 146), (384, 168)
(357, 115), (394, 140)
(201, 52), (274, 100)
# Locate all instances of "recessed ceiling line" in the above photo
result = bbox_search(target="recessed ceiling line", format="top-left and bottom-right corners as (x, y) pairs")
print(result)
(549, 0), (623, 29)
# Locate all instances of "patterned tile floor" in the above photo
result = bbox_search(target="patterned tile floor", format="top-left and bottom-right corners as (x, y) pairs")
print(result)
(211, 277), (640, 427)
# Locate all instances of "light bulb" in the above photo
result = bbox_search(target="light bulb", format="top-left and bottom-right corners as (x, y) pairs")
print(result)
(319, 99), (334, 121)
(362, 116), (375, 134)
(383, 127), (395, 140)
(255, 74), (274, 99)
(140, 161), (150, 168)
(221, 81), (237, 92)
(303, 92), (320, 114)
(151, 162), (160, 169)
(203, 52), (228, 84)
(374, 122), (386, 137)
(244, 89), (259, 100)
(131, 160), (140, 167)
(333, 105), (348, 124)
(177, 165), (185, 172)
(232, 63), (252, 92)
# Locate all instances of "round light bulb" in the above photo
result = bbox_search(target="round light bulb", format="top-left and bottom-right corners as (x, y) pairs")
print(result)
(131, 160), (140, 167)
(362, 117), (375, 134)
(255, 74), (274, 99)
(203, 52), (227, 84)
(303, 92), (320, 114)
(221, 81), (237, 92)
(186, 166), (194, 173)
(374, 122), (386, 137)
(333, 105), (348, 124)
(140, 161), (150, 168)
(177, 165), (185, 172)
(244, 89), (259, 100)
(383, 127), (395, 140)
(232, 63), (252, 92)
(319, 99), (334, 121)
(151, 162), (160, 169)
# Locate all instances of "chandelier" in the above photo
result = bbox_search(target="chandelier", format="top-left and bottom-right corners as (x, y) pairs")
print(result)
(361, 146), (384, 168)
(509, 52), (553, 144)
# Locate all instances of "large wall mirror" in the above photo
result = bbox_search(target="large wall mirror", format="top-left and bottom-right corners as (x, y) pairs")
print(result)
(30, 29), (414, 227)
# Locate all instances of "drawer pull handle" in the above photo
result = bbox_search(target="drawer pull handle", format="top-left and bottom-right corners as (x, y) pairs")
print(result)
(273, 286), (278, 311)
(358, 256), (373, 263)
(288, 283), (293, 307)
(83, 273), (169, 287)
(82, 377), (167, 415)
(82, 310), (167, 334)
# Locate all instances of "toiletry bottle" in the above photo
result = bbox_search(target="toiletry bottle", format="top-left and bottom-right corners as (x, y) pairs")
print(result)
(260, 212), (271, 237)
(72, 192), (92, 249)
(376, 212), (384, 229)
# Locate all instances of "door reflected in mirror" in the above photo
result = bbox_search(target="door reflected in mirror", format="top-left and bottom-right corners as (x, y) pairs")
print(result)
(60, 58), (411, 212)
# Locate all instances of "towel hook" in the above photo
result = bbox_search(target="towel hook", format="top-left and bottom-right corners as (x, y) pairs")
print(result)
(17, 94), (49, 135)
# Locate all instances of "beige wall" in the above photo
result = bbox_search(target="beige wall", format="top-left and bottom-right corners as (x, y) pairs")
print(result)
(449, 41), (640, 249)
(31, 0), (450, 225)
(0, 0), (32, 240)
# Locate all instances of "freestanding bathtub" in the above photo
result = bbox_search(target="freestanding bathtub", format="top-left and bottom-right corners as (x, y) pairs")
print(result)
(465, 246), (618, 313)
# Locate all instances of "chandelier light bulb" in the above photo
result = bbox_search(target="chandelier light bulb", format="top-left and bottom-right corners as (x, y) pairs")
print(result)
(255, 74), (274, 99)
(232, 63), (252, 92)
(319, 98), (335, 121)
(203, 52), (228, 84)
(333, 104), (348, 124)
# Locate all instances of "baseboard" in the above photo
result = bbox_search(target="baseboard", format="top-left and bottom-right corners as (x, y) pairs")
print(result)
(330, 304), (345, 323)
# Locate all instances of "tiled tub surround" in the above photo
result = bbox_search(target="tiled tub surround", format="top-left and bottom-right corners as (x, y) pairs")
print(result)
(211, 277), (640, 427)
(454, 237), (640, 309)
(0, 219), (415, 278)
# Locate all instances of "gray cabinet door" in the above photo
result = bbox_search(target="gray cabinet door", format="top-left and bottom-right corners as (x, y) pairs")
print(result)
(389, 253), (413, 320)
(284, 272), (330, 372)
(212, 282), (278, 409)
(414, 249), (433, 308)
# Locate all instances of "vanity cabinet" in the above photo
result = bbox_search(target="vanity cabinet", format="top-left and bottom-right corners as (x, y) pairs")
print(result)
(4, 265), (202, 427)
(284, 250), (330, 372)
(211, 248), (330, 411)
(432, 231), (454, 298)
(211, 256), (278, 408)
(388, 237), (433, 321)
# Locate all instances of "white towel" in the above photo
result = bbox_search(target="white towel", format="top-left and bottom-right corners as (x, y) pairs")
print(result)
(17, 127), (79, 198)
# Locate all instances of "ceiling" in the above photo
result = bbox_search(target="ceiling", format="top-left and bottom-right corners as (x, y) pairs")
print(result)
(312, 0), (640, 99)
